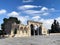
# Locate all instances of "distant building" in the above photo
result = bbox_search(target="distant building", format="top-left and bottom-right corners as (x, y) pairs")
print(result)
(4, 20), (48, 37)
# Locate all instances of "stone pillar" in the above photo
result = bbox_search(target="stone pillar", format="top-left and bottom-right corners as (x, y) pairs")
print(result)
(10, 29), (14, 37)
(42, 26), (48, 35)
(28, 23), (31, 37)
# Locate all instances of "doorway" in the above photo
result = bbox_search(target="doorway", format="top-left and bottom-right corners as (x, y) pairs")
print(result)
(14, 28), (17, 34)
(30, 24), (34, 36)
(30, 24), (42, 36)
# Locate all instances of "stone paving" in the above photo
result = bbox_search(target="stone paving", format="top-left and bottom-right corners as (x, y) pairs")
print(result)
(0, 35), (60, 45)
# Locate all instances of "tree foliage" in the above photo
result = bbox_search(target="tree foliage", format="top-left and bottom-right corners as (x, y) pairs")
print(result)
(9, 17), (20, 24)
(50, 20), (60, 33)
(1, 17), (21, 35)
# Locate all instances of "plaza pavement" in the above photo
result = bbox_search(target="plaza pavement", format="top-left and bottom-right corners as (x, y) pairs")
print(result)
(0, 35), (60, 45)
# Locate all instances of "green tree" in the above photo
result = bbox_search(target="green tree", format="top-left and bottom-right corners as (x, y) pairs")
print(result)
(1, 17), (21, 36)
(9, 17), (20, 24)
(51, 20), (60, 33)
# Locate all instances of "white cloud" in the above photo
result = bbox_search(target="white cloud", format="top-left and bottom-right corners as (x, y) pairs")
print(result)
(43, 13), (49, 16)
(18, 5), (55, 16)
(32, 16), (41, 21)
(50, 8), (55, 11)
(7, 11), (29, 25)
(56, 17), (60, 23)
(32, 16), (40, 19)
(41, 7), (48, 11)
(8, 11), (19, 17)
(23, 0), (33, 3)
(39, 19), (54, 29)
(18, 5), (41, 10)
(23, 10), (50, 16)
(18, 16), (29, 24)
(0, 9), (7, 14)
(24, 10), (40, 14)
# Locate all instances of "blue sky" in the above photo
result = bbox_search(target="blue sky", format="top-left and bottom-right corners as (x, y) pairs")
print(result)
(0, 0), (60, 29)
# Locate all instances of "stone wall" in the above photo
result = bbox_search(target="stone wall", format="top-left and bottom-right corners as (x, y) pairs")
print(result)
(10, 23), (30, 37)
(10, 20), (48, 37)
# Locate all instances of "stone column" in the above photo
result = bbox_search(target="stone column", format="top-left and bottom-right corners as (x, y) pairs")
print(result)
(28, 24), (31, 37)
(10, 29), (14, 37)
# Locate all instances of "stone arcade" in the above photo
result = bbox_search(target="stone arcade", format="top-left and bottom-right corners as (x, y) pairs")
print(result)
(5, 20), (48, 37)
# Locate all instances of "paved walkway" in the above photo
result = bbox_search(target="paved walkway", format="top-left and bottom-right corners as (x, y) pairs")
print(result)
(0, 35), (60, 45)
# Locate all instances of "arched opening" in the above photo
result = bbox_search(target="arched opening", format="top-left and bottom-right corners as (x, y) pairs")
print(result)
(14, 28), (17, 34)
(34, 25), (38, 35)
(39, 26), (42, 35)
(30, 24), (42, 36)
(30, 24), (34, 36)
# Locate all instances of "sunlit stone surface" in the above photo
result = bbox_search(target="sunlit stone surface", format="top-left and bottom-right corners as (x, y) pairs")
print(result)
(0, 35), (60, 45)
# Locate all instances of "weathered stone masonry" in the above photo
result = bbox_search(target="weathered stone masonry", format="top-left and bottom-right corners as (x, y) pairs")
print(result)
(5, 20), (48, 37)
